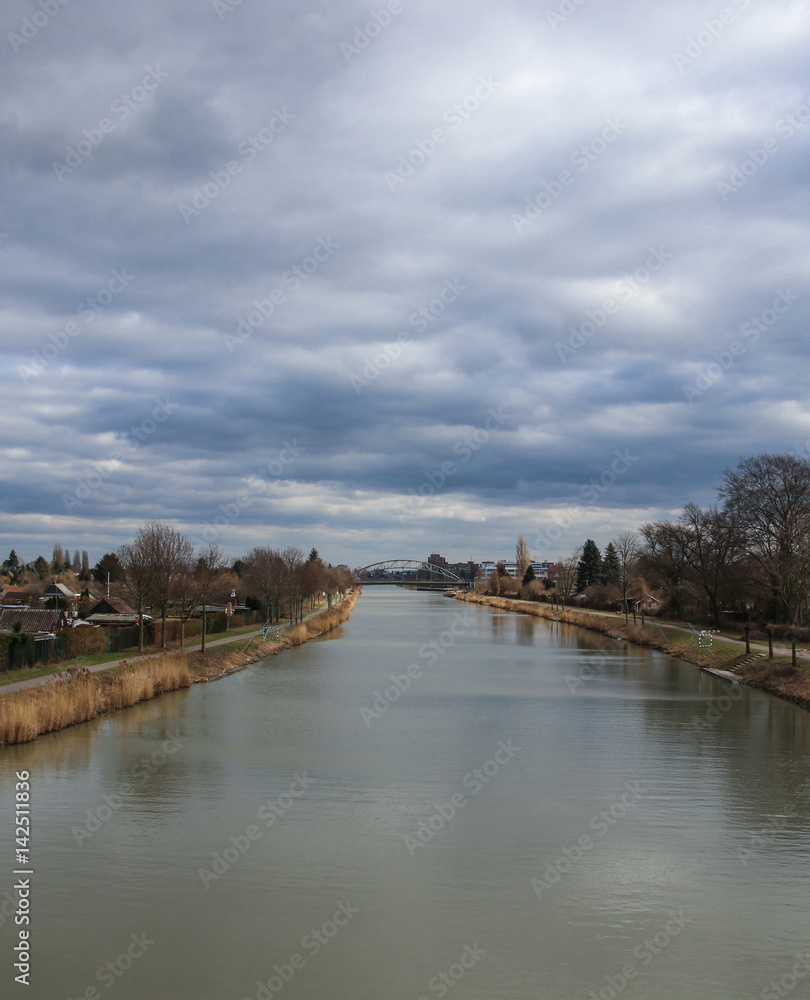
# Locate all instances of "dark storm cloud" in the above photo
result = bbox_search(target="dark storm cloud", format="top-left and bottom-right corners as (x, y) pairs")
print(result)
(1, 0), (809, 565)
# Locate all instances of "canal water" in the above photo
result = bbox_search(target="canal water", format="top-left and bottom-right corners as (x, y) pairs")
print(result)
(2, 588), (810, 1000)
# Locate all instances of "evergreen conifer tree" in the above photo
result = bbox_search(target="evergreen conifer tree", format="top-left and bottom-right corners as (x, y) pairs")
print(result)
(576, 539), (602, 592)
(601, 542), (622, 587)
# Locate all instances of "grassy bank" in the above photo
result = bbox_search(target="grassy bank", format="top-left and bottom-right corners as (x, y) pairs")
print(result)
(0, 589), (361, 747)
(455, 593), (810, 709)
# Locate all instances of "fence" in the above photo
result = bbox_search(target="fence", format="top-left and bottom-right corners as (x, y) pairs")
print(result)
(2, 611), (265, 671)
(2, 633), (64, 671)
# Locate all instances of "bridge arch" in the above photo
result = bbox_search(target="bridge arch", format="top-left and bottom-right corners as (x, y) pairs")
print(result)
(356, 560), (461, 583)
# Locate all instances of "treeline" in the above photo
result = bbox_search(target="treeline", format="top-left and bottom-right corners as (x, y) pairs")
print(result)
(1, 544), (93, 583)
(115, 522), (353, 651)
(509, 454), (810, 627)
(1, 523), (354, 654)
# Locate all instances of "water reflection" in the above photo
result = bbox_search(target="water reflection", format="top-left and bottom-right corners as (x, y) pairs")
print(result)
(1, 589), (809, 1000)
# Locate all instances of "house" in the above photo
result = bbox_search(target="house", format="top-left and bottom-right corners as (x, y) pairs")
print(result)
(633, 594), (663, 615)
(43, 582), (80, 600)
(0, 608), (68, 633)
(0, 585), (26, 606)
(87, 597), (136, 617)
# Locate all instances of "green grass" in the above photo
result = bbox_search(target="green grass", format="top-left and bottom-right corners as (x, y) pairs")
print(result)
(0, 603), (339, 688)
(0, 621), (264, 687)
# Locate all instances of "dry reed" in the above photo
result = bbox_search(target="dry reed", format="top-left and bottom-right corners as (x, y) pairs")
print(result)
(0, 667), (104, 745)
(0, 591), (362, 746)
(0, 654), (193, 747)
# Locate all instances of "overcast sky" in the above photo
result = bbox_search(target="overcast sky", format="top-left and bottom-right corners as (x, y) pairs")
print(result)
(2, 0), (809, 569)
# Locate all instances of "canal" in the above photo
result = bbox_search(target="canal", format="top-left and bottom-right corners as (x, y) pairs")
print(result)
(2, 587), (809, 999)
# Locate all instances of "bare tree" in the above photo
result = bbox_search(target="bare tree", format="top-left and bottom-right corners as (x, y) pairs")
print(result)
(118, 529), (159, 651)
(678, 503), (746, 625)
(639, 520), (691, 619)
(613, 531), (641, 622)
(281, 547), (305, 622)
(489, 569), (500, 596)
(142, 524), (195, 648)
(719, 454), (810, 623)
(173, 549), (200, 652)
(300, 556), (325, 614)
(555, 549), (581, 600)
(243, 547), (285, 622)
(194, 544), (227, 652)
(515, 534), (531, 583)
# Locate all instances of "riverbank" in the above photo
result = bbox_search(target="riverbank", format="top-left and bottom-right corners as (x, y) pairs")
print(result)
(455, 593), (810, 711)
(0, 589), (361, 746)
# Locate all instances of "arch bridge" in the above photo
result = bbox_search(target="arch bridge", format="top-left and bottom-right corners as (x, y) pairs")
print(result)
(356, 560), (462, 587)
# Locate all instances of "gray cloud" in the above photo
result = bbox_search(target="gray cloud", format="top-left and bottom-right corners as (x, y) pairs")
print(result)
(1, 0), (809, 567)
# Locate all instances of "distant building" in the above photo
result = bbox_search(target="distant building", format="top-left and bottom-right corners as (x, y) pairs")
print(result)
(42, 582), (80, 600)
(479, 559), (553, 580)
(0, 608), (67, 633)
(1, 585), (26, 606)
(87, 597), (136, 617)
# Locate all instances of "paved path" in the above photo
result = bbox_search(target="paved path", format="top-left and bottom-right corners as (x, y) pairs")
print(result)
(1, 597), (353, 697)
(0, 627), (267, 696)
(487, 600), (809, 662)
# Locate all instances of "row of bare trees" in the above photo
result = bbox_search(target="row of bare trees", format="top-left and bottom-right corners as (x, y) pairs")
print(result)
(117, 523), (227, 652)
(553, 454), (810, 626)
(241, 546), (352, 625)
(117, 526), (353, 653)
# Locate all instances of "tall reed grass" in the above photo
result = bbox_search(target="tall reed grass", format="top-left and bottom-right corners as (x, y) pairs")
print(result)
(455, 593), (732, 669)
(0, 654), (192, 746)
(0, 591), (362, 746)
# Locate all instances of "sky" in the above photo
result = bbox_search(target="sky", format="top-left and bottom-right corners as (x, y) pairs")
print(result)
(2, 0), (809, 570)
